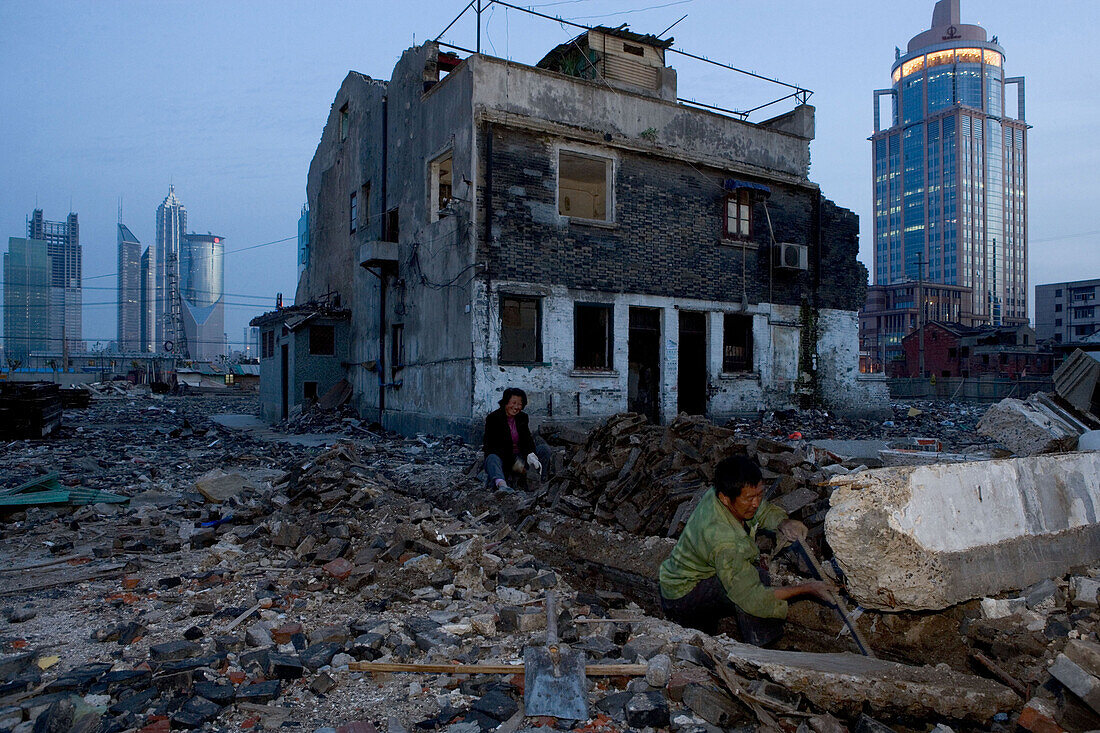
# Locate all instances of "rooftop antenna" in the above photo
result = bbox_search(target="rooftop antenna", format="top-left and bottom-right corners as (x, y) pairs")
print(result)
(659, 13), (687, 38)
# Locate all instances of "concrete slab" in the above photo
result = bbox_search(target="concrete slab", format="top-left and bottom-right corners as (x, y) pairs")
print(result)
(977, 396), (1081, 455)
(826, 452), (1100, 611)
(810, 440), (888, 462)
(211, 414), (337, 447)
(719, 640), (1018, 723)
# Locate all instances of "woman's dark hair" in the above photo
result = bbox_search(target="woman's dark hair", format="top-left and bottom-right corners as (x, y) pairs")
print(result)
(499, 387), (528, 408)
(713, 455), (762, 501)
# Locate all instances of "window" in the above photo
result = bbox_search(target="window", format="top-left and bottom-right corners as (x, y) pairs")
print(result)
(1055, 304), (1062, 312)
(304, 382), (318, 401)
(960, 346), (970, 357)
(383, 207), (400, 243)
(430, 152), (453, 221)
(359, 182), (370, 231)
(982, 354), (989, 365)
(1056, 318), (1062, 326)
(261, 330), (274, 359)
(500, 296), (542, 364)
(724, 190), (752, 239)
(1055, 289), (1062, 298)
(391, 324), (405, 376)
(558, 151), (611, 221)
(722, 314), (754, 372)
(574, 303), (613, 371)
(309, 324), (335, 356)
(948, 347), (957, 358)
(339, 103), (349, 142)
(349, 192), (358, 234)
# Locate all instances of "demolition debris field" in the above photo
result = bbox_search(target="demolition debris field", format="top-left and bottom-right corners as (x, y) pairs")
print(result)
(1, 393), (1098, 733)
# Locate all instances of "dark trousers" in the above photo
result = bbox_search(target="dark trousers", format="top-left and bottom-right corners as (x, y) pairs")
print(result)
(660, 574), (784, 646)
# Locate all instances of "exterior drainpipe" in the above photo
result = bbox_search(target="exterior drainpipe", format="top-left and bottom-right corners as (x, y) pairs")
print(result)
(378, 95), (389, 427)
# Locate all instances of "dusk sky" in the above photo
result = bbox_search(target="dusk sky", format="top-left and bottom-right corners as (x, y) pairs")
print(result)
(2, 0), (1097, 348)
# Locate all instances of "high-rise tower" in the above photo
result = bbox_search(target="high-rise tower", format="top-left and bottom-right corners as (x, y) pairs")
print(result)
(154, 186), (187, 353)
(116, 223), (142, 352)
(27, 209), (81, 353)
(862, 0), (1028, 369)
(180, 233), (225, 361)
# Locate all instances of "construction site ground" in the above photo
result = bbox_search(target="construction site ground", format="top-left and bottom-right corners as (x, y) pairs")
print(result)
(1, 393), (1097, 733)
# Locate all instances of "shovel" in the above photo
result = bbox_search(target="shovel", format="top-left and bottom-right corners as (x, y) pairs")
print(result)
(523, 590), (588, 719)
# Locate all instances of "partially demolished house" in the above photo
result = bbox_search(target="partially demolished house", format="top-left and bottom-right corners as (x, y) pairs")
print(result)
(274, 28), (886, 436)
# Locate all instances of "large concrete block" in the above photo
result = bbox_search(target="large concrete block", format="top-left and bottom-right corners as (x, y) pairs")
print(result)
(977, 396), (1081, 455)
(825, 452), (1100, 611)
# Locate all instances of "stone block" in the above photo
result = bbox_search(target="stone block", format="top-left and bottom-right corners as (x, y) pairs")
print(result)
(1049, 654), (1100, 714)
(980, 597), (1027, 619)
(682, 683), (741, 727)
(1071, 576), (1100, 607)
(645, 653), (671, 688)
(1064, 639), (1100, 678)
(194, 470), (248, 503)
(1025, 578), (1062, 612)
(625, 692), (670, 728)
(323, 558), (353, 580)
(1017, 697), (1064, 733)
(826, 453), (1100, 611)
(236, 680), (281, 704)
(149, 640), (202, 662)
(977, 397), (1080, 456)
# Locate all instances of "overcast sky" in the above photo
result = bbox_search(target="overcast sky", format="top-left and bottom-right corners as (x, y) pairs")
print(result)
(2, 0), (1097, 348)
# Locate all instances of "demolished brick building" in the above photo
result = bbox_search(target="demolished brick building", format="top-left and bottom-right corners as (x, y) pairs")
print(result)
(262, 28), (887, 437)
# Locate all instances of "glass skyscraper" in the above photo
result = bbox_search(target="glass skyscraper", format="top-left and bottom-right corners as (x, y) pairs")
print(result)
(864, 0), (1027, 367)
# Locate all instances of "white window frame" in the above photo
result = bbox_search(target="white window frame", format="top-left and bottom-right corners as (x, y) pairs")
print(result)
(429, 149), (454, 223)
(556, 146), (616, 224)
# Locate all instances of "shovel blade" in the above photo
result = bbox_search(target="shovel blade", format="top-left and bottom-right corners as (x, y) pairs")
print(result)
(523, 646), (588, 720)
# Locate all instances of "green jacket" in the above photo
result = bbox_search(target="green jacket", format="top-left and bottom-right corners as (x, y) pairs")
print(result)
(659, 487), (789, 619)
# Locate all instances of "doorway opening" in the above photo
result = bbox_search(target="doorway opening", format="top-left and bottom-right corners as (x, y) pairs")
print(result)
(628, 307), (661, 423)
(678, 311), (707, 415)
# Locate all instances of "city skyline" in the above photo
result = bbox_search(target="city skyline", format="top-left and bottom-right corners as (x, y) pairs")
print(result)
(1, 0), (1097, 348)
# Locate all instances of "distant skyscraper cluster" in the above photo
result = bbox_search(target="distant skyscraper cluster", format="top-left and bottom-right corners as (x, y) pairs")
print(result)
(1, 185), (225, 364)
(861, 0), (1029, 369)
(3, 209), (82, 362)
(118, 185), (225, 360)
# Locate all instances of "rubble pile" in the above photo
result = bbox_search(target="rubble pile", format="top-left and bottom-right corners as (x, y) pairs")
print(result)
(1, 394), (1099, 731)
(544, 414), (845, 542)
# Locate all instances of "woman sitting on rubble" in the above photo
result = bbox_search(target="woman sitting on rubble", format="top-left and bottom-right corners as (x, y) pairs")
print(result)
(483, 387), (551, 492)
(659, 454), (835, 645)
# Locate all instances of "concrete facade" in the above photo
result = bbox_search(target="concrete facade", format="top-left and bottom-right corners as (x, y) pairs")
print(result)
(285, 38), (883, 438)
(253, 306), (350, 423)
(1036, 278), (1100, 346)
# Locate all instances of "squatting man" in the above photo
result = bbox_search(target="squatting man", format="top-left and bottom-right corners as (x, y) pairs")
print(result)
(659, 454), (835, 645)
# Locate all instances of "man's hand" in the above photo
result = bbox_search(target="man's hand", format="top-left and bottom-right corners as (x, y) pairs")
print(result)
(777, 519), (808, 542)
(526, 452), (542, 473)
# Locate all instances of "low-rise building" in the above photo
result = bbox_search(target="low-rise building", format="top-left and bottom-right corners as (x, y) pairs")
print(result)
(897, 321), (1051, 379)
(1035, 277), (1100, 347)
(262, 28), (886, 437)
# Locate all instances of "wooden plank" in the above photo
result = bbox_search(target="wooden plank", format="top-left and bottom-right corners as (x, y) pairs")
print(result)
(348, 661), (648, 676)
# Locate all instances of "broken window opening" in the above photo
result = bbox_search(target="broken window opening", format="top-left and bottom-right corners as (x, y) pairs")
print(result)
(430, 152), (454, 222)
(359, 182), (370, 232)
(722, 314), (754, 372)
(391, 324), (405, 377)
(574, 303), (614, 371)
(558, 151), (611, 222)
(309, 325), (335, 356)
(383, 207), (400, 243)
(724, 190), (752, 239)
(339, 103), (349, 142)
(304, 382), (318, 401)
(349, 191), (358, 234)
(499, 296), (542, 364)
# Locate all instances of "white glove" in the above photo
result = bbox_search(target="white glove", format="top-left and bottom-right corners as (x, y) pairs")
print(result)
(526, 452), (542, 473)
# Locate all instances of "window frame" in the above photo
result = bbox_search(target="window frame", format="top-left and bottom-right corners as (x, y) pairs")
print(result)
(557, 148), (615, 223)
(349, 191), (358, 234)
(390, 323), (405, 378)
(573, 302), (614, 372)
(498, 295), (543, 365)
(722, 313), (754, 373)
(723, 189), (753, 240)
(429, 151), (454, 222)
(339, 103), (349, 142)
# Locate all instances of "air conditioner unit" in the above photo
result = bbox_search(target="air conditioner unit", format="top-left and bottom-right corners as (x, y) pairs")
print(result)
(774, 242), (808, 271)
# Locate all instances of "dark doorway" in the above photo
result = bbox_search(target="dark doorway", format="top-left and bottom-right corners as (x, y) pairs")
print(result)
(628, 307), (661, 423)
(280, 344), (289, 420)
(678, 311), (707, 416)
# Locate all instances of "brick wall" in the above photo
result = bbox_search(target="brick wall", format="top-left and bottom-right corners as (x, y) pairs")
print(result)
(476, 125), (861, 311)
